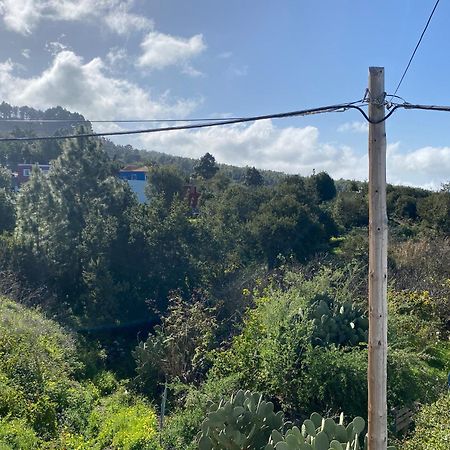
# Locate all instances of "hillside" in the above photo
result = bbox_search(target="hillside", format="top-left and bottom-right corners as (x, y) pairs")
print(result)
(0, 102), (449, 449)
(0, 102), (88, 137)
(0, 101), (284, 184)
(0, 297), (161, 449)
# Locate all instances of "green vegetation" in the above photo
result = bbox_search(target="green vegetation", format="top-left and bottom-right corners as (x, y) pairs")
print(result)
(402, 394), (450, 450)
(0, 297), (160, 449)
(0, 103), (448, 448)
(198, 390), (285, 449)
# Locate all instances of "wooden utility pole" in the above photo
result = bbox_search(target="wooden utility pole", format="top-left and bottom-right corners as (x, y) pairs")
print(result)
(367, 67), (388, 450)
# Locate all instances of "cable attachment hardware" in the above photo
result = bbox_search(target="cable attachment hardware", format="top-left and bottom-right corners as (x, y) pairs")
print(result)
(366, 90), (386, 107)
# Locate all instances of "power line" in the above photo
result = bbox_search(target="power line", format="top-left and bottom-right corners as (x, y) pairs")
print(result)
(0, 100), (367, 143)
(0, 117), (245, 124)
(5, 99), (449, 144)
(398, 102), (450, 113)
(391, 0), (441, 98)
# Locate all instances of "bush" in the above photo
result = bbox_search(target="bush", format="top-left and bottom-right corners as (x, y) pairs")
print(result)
(207, 267), (447, 421)
(88, 389), (161, 450)
(134, 293), (217, 397)
(0, 298), (161, 449)
(333, 191), (368, 229)
(160, 375), (241, 450)
(388, 289), (440, 351)
(0, 297), (87, 438)
(403, 394), (450, 450)
(0, 418), (39, 450)
(390, 236), (450, 336)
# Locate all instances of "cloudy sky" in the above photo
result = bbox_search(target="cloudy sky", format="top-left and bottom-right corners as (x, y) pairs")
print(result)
(1, 0), (450, 188)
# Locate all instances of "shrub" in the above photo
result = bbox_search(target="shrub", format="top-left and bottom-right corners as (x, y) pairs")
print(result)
(390, 236), (450, 336)
(134, 293), (217, 396)
(88, 389), (161, 450)
(208, 267), (446, 421)
(403, 394), (450, 450)
(388, 289), (440, 351)
(0, 297), (86, 438)
(160, 375), (241, 450)
(0, 418), (39, 450)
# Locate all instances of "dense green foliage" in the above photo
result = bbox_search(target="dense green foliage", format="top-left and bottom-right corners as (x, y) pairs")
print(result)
(198, 390), (285, 449)
(0, 104), (449, 449)
(0, 297), (160, 449)
(402, 394), (450, 450)
(194, 152), (220, 180)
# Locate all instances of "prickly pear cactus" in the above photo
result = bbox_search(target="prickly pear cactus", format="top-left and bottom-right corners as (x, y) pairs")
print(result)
(197, 391), (396, 450)
(266, 412), (362, 450)
(308, 294), (368, 347)
(265, 412), (396, 450)
(197, 390), (285, 450)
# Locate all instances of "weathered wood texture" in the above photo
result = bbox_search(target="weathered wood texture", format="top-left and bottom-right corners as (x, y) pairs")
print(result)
(367, 66), (388, 450)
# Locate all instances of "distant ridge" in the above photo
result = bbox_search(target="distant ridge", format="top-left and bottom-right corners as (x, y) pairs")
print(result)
(0, 101), (88, 137)
(0, 101), (285, 184)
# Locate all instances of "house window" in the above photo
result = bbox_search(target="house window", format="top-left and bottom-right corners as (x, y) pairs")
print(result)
(23, 169), (31, 177)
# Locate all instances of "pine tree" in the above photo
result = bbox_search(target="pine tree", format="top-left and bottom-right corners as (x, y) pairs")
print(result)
(244, 166), (264, 186)
(193, 153), (219, 180)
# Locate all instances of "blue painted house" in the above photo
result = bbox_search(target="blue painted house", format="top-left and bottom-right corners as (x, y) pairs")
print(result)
(118, 165), (149, 203)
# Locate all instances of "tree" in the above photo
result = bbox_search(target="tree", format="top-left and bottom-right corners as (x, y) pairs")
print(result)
(417, 192), (450, 232)
(244, 166), (264, 186)
(250, 194), (335, 269)
(0, 166), (14, 233)
(307, 171), (336, 202)
(127, 197), (205, 315)
(14, 137), (140, 322)
(277, 175), (310, 204)
(15, 167), (55, 257)
(394, 195), (417, 219)
(134, 293), (216, 395)
(0, 101), (13, 119)
(145, 164), (185, 206)
(0, 166), (12, 189)
(333, 191), (368, 229)
(193, 153), (219, 180)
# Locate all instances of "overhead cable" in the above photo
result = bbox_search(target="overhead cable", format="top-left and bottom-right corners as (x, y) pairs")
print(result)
(0, 100), (368, 143)
(391, 0), (441, 98)
(0, 117), (245, 124)
(397, 102), (450, 113)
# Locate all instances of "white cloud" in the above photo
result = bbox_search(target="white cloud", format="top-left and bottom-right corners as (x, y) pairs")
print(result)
(129, 121), (449, 188)
(181, 65), (204, 78)
(0, 51), (198, 121)
(227, 64), (248, 77)
(45, 41), (69, 56)
(0, 58), (26, 73)
(0, 0), (40, 34)
(218, 51), (233, 59)
(106, 47), (128, 66)
(387, 144), (450, 189)
(0, 59), (15, 73)
(104, 2), (153, 35)
(21, 49), (31, 59)
(137, 32), (206, 72)
(0, 0), (152, 35)
(136, 120), (367, 179)
(337, 121), (368, 133)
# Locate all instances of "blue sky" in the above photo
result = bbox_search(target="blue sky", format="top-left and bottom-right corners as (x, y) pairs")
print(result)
(0, 0), (449, 188)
